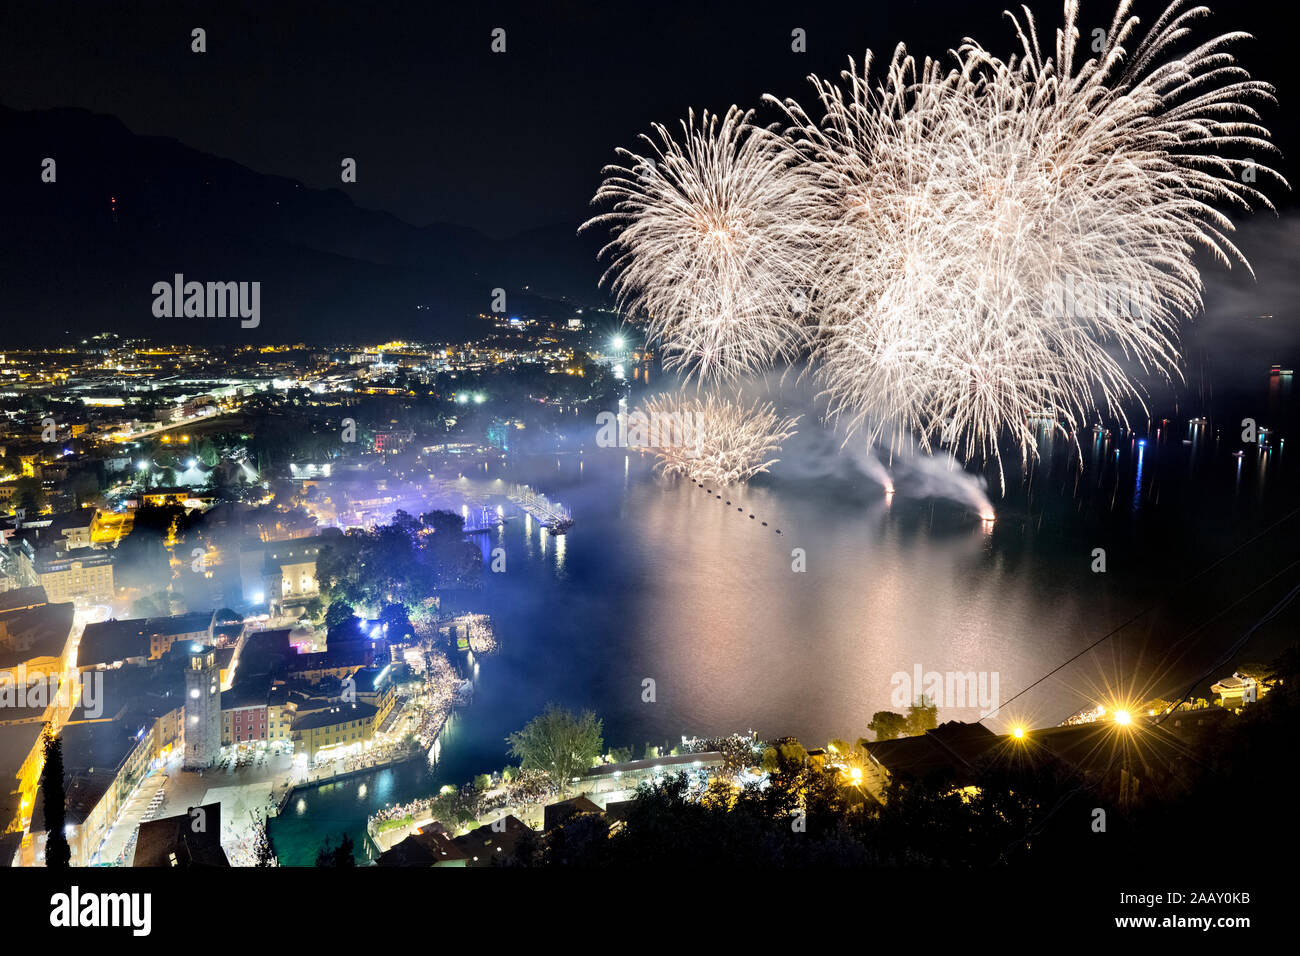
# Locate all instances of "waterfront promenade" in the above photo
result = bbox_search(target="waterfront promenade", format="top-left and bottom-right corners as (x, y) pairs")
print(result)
(367, 751), (725, 852)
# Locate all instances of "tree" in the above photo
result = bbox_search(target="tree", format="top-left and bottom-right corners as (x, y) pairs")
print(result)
(214, 607), (243, 625)
(196, 438), (220, 468)
(41, 729), (70, 868)
(315, 510), (481, 613)
(68, 470), (101, 508)
(416, 509), (482, 589)
(868, 711), (908, 741)
(548, 811), (612, 866)
(325, 599), (356, 633)
(379, 602), (414, 642)
(315, 832), (356, 867)
(131, 593), (169, 618)
(760, 740), (808, 779)
(112, 506), (182, 591)
(1235, 662), (1276, 686)
(777, 740), (808, 767)
(1142, 698), (1176, 717)
(429, 791), (458, 828)
(506, 704), (604, 795)
(15, 476), (45, 514)
(905, 697), (939, 736)
(302, 595), (324, 622)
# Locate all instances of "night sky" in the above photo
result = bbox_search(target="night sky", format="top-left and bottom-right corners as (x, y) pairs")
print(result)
(4, 0), (1294, 238)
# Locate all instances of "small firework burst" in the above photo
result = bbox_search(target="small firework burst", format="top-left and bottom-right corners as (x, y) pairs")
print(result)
(583, 106), (823, 384)
(636, 392), (800, 486)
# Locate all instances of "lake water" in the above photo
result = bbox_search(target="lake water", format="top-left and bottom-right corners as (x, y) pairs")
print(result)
(271, 378), (1300, 864)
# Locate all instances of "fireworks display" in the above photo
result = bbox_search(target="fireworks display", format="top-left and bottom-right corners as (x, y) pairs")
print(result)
(781, 0), (1282, 488)
(583, 106), (823, 384)
(589, 1), (1282, 490)
(636, 392), (801, 486)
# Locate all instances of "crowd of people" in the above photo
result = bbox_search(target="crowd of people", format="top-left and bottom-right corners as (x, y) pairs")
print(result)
(368, 767), (558, 837)
(372, 797), (432, 826)
(306, 740), (413, 780)
(225, 820), (265, 866)
(682, 731), (764, 775)
(462, 614), (497, 655)
(414, 649), (459, 748)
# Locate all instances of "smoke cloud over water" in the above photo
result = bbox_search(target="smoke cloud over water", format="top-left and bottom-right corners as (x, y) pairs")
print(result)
(842, 443), (894, 494)
(892, 452), (996, 520)
(769, 409), (994, 519)
(640, 372), (995, 519)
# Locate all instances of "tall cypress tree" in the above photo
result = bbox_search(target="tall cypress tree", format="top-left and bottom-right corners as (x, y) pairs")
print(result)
(41, 728), (71, 868)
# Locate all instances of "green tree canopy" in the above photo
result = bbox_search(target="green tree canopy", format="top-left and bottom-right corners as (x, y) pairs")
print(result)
(315, 509), (481, 614)
(15, 476), (45, 513)
(905, 698), (939, 736)
(506, 703), (604, 795)
(314, 832), (356, 867)
(868, 711), (908, 741)
(325, 599), (357, 634)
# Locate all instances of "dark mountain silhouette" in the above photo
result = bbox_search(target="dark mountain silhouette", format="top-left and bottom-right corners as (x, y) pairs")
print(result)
(0, 105), (609, 345)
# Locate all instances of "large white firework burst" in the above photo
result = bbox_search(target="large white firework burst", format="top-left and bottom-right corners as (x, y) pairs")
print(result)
(583, 106), (824, 384)
(635, 392), (801, 486)
(768, 0), (1282, 489)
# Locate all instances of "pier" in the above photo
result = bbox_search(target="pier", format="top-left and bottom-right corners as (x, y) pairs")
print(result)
(508, 484), (574, 533)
